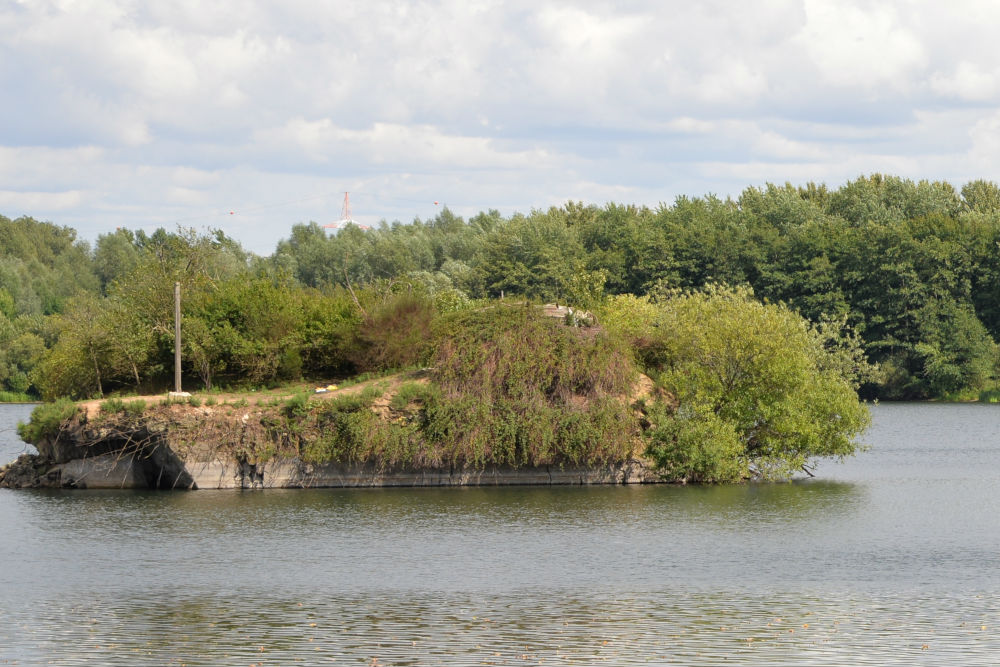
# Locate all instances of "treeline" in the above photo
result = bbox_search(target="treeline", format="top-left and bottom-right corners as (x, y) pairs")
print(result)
(5, 173), (1000, 400)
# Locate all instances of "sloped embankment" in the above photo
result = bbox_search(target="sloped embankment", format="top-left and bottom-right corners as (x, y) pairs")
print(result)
(1, 374), (659, 490)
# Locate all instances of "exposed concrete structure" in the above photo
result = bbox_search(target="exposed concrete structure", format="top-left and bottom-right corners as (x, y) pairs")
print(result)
(5, 454), (657, 490)
(1, 408), (660, 490)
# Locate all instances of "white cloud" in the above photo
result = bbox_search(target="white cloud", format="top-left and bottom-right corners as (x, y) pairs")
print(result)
(931, 61), (1000, 101)
(253, 119), (554, 171)
(0, 146), (107, 188)
(4, 0), (1000, 253)
(0, 189), (84, 212)
(664, 118), (716, 134)
(966, 111), (1000, 171)
(692, 59), (770, 104)
(794, 0), (927, 92)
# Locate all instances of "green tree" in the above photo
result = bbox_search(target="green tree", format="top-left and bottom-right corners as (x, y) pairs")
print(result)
(31, 293), (110, 399)
(185, 274), (304, 386)
(603, 286), (872, 481)
(473, 210), (584, 299)
(296, 286), (363, 378)
(93, 228), (141, 293)
(961, 179), (1000, 213)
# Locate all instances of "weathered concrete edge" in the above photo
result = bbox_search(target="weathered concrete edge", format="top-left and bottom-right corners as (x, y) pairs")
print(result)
(40, 453), (661, 489)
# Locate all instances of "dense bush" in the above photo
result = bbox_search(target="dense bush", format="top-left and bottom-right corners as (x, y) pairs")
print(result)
(301, 392), (422, 467)
(357, 290), (438, 372)
(601, 286), (873, 481)
(17, 398), (79, 444)
(425, 304), (639, 467)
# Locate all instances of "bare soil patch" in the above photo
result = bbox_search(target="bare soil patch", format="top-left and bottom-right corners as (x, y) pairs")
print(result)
(76, 369), (431, 419)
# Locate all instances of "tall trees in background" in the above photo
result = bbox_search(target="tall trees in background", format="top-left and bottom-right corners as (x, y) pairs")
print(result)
(7, 174), (1000, 400)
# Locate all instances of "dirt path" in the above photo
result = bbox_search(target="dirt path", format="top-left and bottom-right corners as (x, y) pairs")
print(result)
(76, 369), (430, 418)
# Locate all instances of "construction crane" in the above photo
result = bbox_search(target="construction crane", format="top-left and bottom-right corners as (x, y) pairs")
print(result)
(323, 192), (370, 230)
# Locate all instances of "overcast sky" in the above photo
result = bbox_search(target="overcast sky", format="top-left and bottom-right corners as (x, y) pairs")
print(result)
(3, 0), (1000, 254)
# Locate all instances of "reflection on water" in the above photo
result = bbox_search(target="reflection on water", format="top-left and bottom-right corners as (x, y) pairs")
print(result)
(2, 402), (1000, 665)
(5, 590), (999, 666)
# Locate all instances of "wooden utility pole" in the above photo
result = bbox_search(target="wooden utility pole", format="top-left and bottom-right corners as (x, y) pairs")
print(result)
(174, 281), (182, 393)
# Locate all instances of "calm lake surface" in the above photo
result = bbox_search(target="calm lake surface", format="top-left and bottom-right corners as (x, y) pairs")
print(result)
(1, 402), (999, 665)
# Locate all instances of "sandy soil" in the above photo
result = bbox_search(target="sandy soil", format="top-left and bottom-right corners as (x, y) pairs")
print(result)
(76, 369), (431, 419)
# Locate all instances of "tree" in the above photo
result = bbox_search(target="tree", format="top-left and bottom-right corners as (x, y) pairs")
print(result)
(602, 285), (873, 481)
(101, 296), (156, 389)
(185, 274), (305, 386)
(472, 210), (584, 300)
(961, 179), (1000, 213)
(31, 293), (110, 399)
(93, 228), (141, 293)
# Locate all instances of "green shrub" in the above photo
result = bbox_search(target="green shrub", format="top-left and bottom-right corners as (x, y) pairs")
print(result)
(0, 391), (34, 403)
(100, 398), (126, 414)
(282, 391), (311, 418)
(124, 399), (147, 416)
(187, 395), (202, 407)
(303, 395), (422, 467)
(610, 286), (872, 481)
(390, 382), (437, 410)
(642, 402), (745, 483)
(979, 388), (1000, 403)
(303, 395), (374, 463)
(424, 304), (638, 467)
(17, 398), (79, 444)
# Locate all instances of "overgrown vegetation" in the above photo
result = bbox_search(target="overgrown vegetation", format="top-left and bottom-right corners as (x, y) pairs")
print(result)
(425, 305), (638, 467)
(9, 175), (1000, 401)
(15, 290), (872, 481)
(16, 398), (78, 443)
(22, 174), (1000, 481)
(0, 391), (34, 403)
(6, 176), (1000, 401)
(601, 286), (873, 481)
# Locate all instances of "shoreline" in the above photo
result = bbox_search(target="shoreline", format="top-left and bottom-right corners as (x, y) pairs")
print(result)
(0, 378), (663, 489)
(0, 452), (661, 490)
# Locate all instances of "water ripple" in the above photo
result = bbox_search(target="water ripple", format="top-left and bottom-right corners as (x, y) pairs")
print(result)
(2, 590), (998, 665)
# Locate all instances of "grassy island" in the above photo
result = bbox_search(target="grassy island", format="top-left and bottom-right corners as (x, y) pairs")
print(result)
(10, 288), (872, 487)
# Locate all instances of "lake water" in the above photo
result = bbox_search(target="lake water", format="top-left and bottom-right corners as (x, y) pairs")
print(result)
(1, 402), (999, 665)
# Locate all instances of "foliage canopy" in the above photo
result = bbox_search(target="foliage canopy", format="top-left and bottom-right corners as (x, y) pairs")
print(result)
(602, 286), (873, 481)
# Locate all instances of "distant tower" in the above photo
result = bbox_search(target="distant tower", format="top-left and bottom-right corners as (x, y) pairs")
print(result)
(339, 192), (353, 224)
(324, 192), (367, 230)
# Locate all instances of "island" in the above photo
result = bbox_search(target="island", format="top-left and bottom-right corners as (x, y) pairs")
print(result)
(2, 293), (871, 489)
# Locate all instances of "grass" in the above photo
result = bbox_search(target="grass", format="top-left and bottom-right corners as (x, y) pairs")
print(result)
(390, 382), (437, 410)
(282, 391), (312, 418)
(17, 398), (79, 444)
(979, 388), (1000, 403)
(0, 391), (35, 403)
(100, 398), (126, 414)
